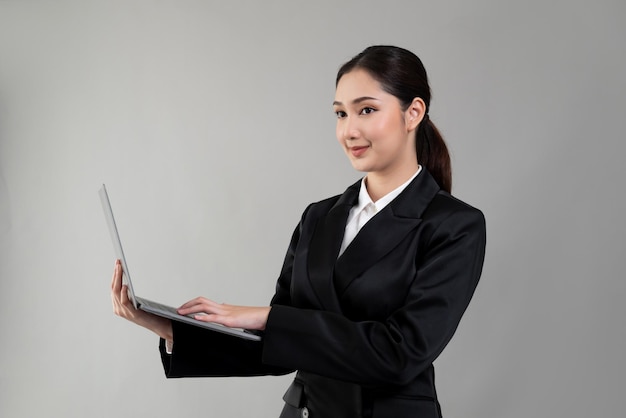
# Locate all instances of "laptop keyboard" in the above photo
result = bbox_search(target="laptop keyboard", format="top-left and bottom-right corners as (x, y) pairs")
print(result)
(138, 298), (187, 316)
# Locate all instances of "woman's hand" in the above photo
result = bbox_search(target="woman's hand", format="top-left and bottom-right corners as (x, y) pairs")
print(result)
(177, 298), (271, 331)
(110, 259), (173, 341)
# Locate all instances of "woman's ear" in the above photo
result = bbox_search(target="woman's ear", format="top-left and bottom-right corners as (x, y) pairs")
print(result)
(405, 97), (427, 132)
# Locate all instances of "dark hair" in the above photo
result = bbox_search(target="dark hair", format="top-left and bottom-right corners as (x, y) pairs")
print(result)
(336, 46), (452, 193)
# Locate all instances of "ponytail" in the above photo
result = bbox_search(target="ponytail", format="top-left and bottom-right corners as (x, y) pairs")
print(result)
(416, 115), (452, 193)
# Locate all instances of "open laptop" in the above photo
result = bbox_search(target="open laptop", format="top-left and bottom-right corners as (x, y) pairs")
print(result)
(99, 184), (261, 342)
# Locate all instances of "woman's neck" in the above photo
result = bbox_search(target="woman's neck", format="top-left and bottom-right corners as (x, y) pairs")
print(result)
(365, 163), (420, 202)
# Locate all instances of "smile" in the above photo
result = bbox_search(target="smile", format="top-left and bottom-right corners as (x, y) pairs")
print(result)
(349, 146), (369, 157)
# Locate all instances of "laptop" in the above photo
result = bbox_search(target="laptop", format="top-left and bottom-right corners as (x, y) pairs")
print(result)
(99, 184), (261, 342)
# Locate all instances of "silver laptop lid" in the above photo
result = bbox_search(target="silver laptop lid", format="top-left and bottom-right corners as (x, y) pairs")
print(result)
(99, 184), (138, 309)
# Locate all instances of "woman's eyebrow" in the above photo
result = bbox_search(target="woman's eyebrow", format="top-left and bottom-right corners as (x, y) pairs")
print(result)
(332, 96), (379, 106)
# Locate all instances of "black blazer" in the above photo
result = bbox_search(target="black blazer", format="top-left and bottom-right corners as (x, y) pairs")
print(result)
(160, 169), (486, 418)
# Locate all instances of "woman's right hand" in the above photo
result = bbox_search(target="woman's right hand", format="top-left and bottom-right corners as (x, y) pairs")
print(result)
(111, 259), (173, 341)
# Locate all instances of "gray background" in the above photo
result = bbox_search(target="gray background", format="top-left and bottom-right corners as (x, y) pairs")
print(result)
(1, 1), (624, 417)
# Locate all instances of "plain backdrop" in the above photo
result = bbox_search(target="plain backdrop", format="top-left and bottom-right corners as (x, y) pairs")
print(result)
(1, 1), (625, 417)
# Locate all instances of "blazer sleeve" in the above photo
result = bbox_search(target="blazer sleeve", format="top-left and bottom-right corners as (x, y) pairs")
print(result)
(158, 207), (311, 378)
(260, 204), (486, 388)
(159, 322), (291, 378)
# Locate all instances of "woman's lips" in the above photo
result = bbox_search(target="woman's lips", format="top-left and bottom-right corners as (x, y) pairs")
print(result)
(350, 146), (369, 157)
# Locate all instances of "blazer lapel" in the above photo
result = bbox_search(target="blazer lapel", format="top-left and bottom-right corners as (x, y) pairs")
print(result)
(334, 169), (441, 296)
(306, 181), (359, 313)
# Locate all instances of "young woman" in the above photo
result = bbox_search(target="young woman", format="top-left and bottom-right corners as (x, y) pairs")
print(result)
(111, 45), (486, 418)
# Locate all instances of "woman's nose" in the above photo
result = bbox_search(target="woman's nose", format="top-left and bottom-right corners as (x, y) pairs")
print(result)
(341, 117), (360, 140)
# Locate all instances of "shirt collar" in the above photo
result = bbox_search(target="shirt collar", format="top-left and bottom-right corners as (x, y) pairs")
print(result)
(356, 165), (422, 213)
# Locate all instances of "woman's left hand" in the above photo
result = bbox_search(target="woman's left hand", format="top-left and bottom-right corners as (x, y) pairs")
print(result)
(177, 297), (271, 331)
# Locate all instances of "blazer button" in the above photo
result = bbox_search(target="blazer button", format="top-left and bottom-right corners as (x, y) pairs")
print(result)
(301, 407), (309, 418)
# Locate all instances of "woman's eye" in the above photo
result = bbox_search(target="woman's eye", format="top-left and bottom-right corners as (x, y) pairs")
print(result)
(335, 110), (347, 119)
(360, 107), (376, 115)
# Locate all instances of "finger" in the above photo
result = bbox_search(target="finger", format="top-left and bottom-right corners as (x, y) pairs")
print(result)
(178, 297), (221, 311)
(192, 313), (220, 323)
(112, 282), (127, 316)
(120, 284), (134, 308)
(111, 260), (122, 292)
(118, 285), (141, 318)
(179, 301), (229, 317)
(111, 262), (123, 310)
(178, 297), (209, 310)
(177, 303), (213, 315)
(193, 313), (241, 329)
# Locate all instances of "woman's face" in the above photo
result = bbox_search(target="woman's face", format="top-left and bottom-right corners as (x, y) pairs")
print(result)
(333, 69), (422, 176)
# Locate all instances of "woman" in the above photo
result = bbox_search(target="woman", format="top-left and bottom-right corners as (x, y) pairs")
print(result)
(111, 45), (486, 418)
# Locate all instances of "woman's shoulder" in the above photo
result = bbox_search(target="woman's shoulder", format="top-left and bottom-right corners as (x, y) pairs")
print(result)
(302, 180), (361, 218)
(424, 190), (485, 227)
(303, 194), (343, 217)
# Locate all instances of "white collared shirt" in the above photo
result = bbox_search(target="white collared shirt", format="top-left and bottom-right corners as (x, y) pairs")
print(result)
(338, 166), (422, 257)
